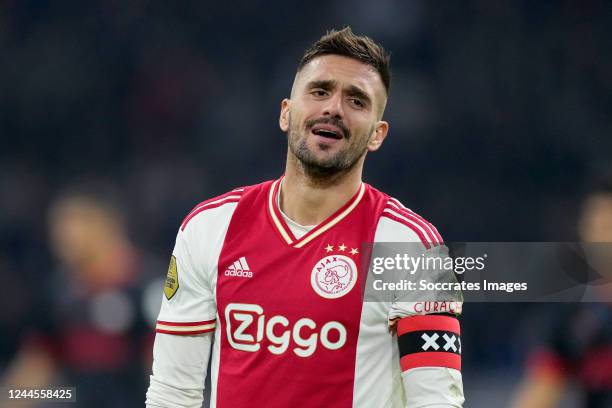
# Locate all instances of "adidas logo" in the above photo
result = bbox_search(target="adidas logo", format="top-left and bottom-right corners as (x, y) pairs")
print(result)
(224, 257), (253, 278)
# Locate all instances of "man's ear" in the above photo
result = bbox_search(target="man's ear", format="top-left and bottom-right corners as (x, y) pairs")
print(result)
(367, 121), (389, 152)
(279, 99), (290, 132)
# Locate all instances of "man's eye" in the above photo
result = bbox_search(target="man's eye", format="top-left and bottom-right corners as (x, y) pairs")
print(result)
(350, 98), (364, 107)
(312, 90), (328, 97)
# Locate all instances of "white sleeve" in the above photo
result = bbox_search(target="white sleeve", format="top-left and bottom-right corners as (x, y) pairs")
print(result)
(373, 216), (462, 319)
(147, 202), (236, 406)
(146, 332), (213, 408)
(389, 243), (463, 321)
(146, 224), (216, 407)
(156, 224), (217, 328)
(374, 214), (464, 407)
(402, 367), (464, 407)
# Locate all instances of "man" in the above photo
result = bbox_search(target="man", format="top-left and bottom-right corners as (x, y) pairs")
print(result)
(3, 188), (157, 408)
(511, 173), (612, 408)
(146, 27), (464, 407)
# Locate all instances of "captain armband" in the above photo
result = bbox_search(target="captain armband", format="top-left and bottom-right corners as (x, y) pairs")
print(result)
(397, 314), (461, 372)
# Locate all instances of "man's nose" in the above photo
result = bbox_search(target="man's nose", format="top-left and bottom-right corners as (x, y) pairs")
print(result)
(322, 92), (344, 119)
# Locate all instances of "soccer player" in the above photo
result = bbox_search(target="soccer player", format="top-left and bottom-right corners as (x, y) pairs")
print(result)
(146, 27), (464, 407)
(3, 189), (155, 408)
(511, 174), (612, 408)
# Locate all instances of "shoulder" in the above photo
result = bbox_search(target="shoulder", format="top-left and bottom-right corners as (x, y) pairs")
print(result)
(179, 180), (274, 232)
(179, 186), (245, 232)
(375, 195), (444, 250)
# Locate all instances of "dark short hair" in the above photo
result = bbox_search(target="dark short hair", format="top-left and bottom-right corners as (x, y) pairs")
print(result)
(298, 27), (391, 94)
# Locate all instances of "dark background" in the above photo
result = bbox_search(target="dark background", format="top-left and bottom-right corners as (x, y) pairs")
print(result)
(1, 1), (610, 406)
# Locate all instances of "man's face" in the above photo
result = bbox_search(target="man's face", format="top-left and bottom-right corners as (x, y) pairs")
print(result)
(279, 55), (389, 177)
(579, 193), (612, 278)
(580, 194), (612, 242)
(49, 199), (120, 274)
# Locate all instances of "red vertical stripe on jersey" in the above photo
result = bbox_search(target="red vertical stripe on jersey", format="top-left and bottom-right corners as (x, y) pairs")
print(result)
(215, 180), (384, 408)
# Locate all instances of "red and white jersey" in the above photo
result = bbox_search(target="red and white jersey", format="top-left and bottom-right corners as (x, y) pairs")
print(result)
(152, 177), (462, 408)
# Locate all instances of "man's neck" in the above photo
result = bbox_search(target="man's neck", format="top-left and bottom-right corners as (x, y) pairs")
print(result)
(280, 153), (364, 226)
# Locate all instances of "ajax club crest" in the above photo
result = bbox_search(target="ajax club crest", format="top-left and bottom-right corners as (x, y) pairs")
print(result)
(311, 255), (358, 299)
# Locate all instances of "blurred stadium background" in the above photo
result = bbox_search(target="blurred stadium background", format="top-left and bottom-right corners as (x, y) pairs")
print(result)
(1, 0), (611, 407)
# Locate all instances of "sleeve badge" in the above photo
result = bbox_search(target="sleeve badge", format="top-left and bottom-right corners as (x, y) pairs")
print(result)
(164, 255), (179, 300)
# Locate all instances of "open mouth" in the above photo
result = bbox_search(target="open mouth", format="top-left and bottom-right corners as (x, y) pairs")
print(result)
(311, 127), (343, 140)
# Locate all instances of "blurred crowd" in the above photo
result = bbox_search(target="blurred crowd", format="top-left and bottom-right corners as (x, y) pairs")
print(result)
(1, 0), (611, 406)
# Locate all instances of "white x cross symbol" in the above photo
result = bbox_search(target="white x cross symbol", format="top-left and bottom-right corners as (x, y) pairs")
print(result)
(421, 333), (440, 351)
(443, 334), (457, 352)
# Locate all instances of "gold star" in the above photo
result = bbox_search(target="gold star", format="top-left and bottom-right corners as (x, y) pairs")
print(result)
(325, 244), (334, 252)
(350, 248), (359, 255)
(338, 243), (347, 251)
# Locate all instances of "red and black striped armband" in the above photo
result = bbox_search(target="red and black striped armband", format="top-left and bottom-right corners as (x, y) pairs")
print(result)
(155, 319), (216, 335)
(397, 314), (461, 372)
